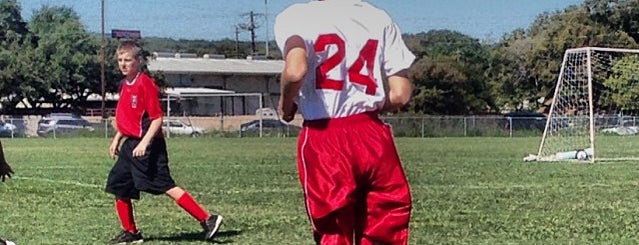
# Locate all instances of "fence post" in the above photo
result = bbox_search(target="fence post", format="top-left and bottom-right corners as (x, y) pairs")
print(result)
(104, 118), (109, 139)
(508, 117), (513, 137)
(421, 117), (425, 138)
(8, 117), (13, 138)
(464, 116), (467, 137)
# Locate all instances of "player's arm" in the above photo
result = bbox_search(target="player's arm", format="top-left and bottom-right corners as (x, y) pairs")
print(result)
(132, 116), (162, 157)
(0, 140), (13, 182)
(279, 35), (307, 122)
(111, 117), (118, 132)
(382, 69), (413, 112)
(109, 130), (123, 159)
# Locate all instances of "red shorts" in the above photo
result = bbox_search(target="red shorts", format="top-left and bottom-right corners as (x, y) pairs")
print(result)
(298, 112), (411, 245)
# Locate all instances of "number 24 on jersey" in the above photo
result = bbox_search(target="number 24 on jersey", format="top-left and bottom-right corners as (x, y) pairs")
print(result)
(314, 34), (379, 95)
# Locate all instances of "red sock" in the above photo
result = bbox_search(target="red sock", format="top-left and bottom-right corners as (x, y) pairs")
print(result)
(115, 198), (138, 233)
(176, 192), (209, 222)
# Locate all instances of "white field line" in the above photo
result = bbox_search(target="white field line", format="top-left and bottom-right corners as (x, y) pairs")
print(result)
(14, 176), (103, 188)
(12, 176), (623, 194)
(12, 176), (301, 194)
(19, 165), (100, 170)
(417, 183), (617, 189)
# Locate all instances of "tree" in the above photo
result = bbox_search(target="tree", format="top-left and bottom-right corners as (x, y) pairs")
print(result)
(485, 29), (539, 110)
(488, 5), (637, 112)
(604, 55), (639, 111)
(0, 0), (28, 40)
(404, 30), (496, 115)
(584, 0), (639, 43)
(27, 5), (102, 112)
(0, 0), (36, 113)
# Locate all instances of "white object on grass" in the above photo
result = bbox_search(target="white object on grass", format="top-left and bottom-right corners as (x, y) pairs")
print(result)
(576, 150), (588, 160)
(524, 148), (593, 162)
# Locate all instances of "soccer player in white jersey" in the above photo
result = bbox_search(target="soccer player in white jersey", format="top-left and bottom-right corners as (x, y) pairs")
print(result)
(275, 1), (415, 244)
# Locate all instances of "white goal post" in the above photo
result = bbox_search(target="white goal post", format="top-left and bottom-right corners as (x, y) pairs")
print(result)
(536, 47), (639, 162)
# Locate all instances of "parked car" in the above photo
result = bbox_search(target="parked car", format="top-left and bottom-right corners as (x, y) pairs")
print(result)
(601, 126), (639, 135)
(500, 111), (547, 131)
(37, 114), (95, 137)
(239, 118), (301, 137)
(162, 118), (205, 137)
(0, 121), (17, 137)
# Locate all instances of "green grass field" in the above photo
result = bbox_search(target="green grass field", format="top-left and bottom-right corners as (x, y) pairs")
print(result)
(2, 136), (639, 244)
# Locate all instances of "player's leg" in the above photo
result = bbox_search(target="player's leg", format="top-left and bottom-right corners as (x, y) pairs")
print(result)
(0, 139), (14, 182)
(110, 197), (143, 244)
(105, 139), (143, 244)
(357, 173), (411, 244)
(310, 206), (356, 245)
(297, 126), (358, 245)
(1, 239), (16, 245)
(165, 186), (223, 240)
(133, 137), (222, 240)
(356, 124), (411, 245)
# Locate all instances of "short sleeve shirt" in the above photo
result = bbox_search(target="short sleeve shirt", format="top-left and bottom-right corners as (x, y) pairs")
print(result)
(115, 72), (164, 138)
(274, 0), (415, 120)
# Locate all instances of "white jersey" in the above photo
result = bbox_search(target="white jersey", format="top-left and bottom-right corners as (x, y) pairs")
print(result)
(274, 0), (415, 120)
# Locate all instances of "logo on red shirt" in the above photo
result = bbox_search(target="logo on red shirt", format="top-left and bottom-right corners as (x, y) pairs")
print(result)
(131, 95), (138, 109)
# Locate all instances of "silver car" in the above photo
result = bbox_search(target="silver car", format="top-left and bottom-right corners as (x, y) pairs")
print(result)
(37, 115), (95, 137)
(162, 118), (205, 137)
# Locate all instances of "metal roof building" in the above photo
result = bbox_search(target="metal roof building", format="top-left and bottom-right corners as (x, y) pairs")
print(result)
(146, 54), (284, 116)
(147, 56), (284, 75)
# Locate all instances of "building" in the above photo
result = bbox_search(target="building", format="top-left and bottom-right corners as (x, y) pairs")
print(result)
(147, 53), (284, 116)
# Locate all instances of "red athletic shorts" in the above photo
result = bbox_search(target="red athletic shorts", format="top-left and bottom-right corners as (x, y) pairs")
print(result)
(298, 112), (412, 245)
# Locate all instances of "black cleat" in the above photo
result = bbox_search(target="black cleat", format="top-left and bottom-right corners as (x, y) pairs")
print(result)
(1, 239), (16, 245)
(201, 215), (223, 240)
(109, 230), (143, 244)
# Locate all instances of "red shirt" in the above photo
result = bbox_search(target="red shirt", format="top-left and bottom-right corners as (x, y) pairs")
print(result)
(115, 72), (164, 138)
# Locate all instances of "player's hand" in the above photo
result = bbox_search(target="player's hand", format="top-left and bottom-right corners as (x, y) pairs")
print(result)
(132, 142), (149, 158)
(0, 161), (14, 182)
(279, 99), (298, 123)
(109, 140), (120, 159)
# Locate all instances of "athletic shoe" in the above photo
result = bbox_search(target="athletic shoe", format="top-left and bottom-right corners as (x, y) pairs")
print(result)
(109, 230), (143, 244)
(1, 239), (16, 245)
(200, 214), (223, 240)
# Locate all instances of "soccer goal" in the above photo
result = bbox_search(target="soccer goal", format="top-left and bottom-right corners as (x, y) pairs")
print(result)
(535, 47), (639, 162)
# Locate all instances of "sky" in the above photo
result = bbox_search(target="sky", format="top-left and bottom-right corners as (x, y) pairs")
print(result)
(18, 0), (585, 41)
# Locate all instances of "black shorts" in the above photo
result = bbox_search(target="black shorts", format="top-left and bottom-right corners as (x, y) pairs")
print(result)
(105, 137), (176, 199)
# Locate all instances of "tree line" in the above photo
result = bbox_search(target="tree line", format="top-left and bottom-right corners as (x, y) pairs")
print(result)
(1, 0), (638, 115)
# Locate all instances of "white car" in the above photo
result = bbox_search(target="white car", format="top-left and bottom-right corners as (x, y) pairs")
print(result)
(162, 119), (205, 137)
(0, 121), (17, 137)
(601, 126), (639, 135)
(37, 116), (95, 137)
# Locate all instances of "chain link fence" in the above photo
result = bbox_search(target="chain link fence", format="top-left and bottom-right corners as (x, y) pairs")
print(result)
(0, 114), (559, 139)
(381, 115), (545, 137)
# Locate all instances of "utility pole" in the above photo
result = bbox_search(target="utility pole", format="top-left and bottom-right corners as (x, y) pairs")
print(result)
(265, 0), (269, 57)
(235, 26), (241, 58)
(249, 11), (256, 55)
(238, 11), (260, 55)
(100, 0), (106, 119)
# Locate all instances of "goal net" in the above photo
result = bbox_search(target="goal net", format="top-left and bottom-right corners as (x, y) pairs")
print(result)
(536, 47), (639, 162)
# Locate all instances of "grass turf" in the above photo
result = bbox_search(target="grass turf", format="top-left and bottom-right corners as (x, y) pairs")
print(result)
(1, 137), (639, 244)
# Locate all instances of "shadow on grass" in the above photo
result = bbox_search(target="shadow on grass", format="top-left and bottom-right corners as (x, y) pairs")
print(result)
(147, 230), (242, 243)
